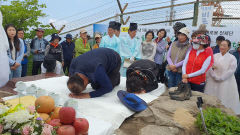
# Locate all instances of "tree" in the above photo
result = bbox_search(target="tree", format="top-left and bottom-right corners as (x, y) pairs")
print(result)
(0, 0), (57, 39)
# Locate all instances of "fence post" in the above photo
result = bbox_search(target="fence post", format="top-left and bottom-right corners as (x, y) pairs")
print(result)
(192, 0), (200, 26)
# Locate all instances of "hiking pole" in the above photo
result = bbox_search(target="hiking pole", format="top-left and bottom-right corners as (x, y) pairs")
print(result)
(197, 97), (209, 135)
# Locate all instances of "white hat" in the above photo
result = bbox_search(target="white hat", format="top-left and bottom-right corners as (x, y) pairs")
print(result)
(80, 29), (87, 34)
(178, 27), (190, 38)
(95, 33), (101, 38)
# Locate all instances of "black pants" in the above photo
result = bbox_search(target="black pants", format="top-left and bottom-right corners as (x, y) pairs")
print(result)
(91, 52), (121, 89)
(235, 74), (240, 98)
(156, 62), (167, 83)
(63, 60), (72, 74)
(32, 61), (43, 75)
(189, 82), (205, 93)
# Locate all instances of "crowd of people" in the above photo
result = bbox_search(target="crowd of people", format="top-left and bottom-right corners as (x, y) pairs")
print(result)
(1, 9), (240, 113)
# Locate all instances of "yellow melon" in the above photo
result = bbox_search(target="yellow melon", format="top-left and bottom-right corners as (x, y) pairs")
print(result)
(35, 96), (55, 113)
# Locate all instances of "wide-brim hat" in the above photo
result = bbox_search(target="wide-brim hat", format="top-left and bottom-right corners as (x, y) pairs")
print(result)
(95, 33), (102, 38)
(35, 28), (44, 32)
(117, 90), (147, 112)
(194, 34), (210, 45)
(178, 27), (190, 39)
(50, 33), (61, 42)
(65, 34), (73, 39)
(80, 29), (87, 34)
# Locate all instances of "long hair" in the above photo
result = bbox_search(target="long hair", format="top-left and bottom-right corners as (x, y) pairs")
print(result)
(5, 24), (20, 51)
(126, 72), (147, 93)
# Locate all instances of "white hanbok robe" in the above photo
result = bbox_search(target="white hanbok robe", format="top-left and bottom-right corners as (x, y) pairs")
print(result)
(205, 52), (240, 114)
(99, 35), (121, 53)
(0, 11), (10, 88)
(119, 35), (141, 76)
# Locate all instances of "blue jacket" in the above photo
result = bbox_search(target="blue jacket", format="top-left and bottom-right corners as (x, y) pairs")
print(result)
(69, 48), (120, 98)
(21, 40), (30, 65)
(7, 38), (25, 66)
(233, 51), (240, 75)
(60, 40), (75, 61)
(30, 38), (48, 61)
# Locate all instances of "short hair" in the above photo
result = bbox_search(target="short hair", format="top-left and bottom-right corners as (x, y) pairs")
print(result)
(216, 36), (225, 41)
(157, 29), (167, 38)
(223, 39), (231, 48)
(67, 74), (84, 95)
(126, 72), (147, 93)
(43, 55), (56, 73)
(145, 30), (154, 39)
(17, 28), (24, 33)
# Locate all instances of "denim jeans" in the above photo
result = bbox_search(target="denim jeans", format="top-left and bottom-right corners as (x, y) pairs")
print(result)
(10, 65), (22, 79)
(167, 70), (182, 88)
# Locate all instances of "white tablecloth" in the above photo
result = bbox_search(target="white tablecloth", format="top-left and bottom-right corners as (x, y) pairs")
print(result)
(5, 76), (166, 135)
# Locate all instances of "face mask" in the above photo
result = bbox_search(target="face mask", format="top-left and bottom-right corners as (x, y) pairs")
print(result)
(192, 43), (200, 50)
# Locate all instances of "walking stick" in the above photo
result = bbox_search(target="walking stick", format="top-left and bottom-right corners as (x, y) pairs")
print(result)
(197, 97), (209, 135)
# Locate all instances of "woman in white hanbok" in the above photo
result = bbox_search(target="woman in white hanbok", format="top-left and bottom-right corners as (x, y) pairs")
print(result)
(0, 11), (10, 88)
(205, 40), (240, 114)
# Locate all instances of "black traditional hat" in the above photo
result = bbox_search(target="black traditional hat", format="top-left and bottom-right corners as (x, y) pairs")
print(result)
(114, 22), (122, 31)
(129, 23), (138, 31)
(109, 21), (116, 29)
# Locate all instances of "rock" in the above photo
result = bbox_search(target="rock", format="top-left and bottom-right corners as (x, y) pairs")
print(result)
(115, 88), (236, 135)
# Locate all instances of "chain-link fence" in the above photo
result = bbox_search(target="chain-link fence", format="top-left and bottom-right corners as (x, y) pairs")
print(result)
(57, 0), (240, 37)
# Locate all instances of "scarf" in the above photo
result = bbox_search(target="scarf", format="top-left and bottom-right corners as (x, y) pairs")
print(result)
(155, 38), (162, 44)
(50, 42), (59, 48)
(176, 40), (189, 47)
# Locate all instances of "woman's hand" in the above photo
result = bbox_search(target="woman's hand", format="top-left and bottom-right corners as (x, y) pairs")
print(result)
(182, 74), (189, 79)
(182, 78), (188, 83)
(166, 37), (171, 43)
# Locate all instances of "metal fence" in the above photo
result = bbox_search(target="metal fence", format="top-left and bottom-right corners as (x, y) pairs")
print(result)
(56, 0), (240, 37)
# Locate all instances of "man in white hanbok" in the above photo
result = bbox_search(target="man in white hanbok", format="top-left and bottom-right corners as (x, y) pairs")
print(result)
(99, 21), (121, 53)
(119, 23), (141, 76)
(0, 11), (10, 88)
(205, 40), (240, 114)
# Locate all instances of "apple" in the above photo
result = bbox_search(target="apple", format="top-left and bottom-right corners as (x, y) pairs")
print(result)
(48, 119), (61, 129)
(73, 118), (89, 135)
(59, 107), (76, 124)
(57, 125), (75, 135)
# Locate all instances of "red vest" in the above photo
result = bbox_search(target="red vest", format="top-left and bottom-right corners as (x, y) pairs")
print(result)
(186, 47), (213, 84)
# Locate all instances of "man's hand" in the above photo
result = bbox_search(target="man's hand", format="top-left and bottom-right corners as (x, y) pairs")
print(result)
(62, 62), (64, 67)
(182, 74), (189, 79)
(69, 93), (90, 99)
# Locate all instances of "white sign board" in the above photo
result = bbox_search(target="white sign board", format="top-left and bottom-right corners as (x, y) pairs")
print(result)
(197, 6), (214, 27)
